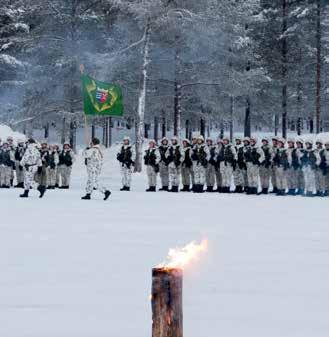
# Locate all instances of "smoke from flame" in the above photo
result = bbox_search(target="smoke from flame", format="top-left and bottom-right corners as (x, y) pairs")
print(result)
(157, 239), (208, 270)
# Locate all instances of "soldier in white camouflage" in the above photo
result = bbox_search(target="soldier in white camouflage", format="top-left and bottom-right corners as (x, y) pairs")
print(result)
(158, 137), (170, 191)
(19, 139), (45, 198)
(300, 140), (317, 197)
(81, 138), (111, 200)
(272, 138), (288, 196)
(217, 137), (237, 193)
(144, 139), (161, 192)
(271, 137), (279, 193)
(243, 136), (265, 195)
(295, 139), (305, 195)
(233, 137), (245, 193)
(117, 136), (136, 191)
(0, 142), (15, 188)
(58, 143), (74, 189)
(322, 141), (329, 196)
(205, 138), (216, 192)
(14, 140), (26, 188)
(215, 138), (223, 192)
(180, 139), (193, 192)
(314, 140), (326, 196)
(7, 136), (16, 186)
(47, 145), (59, 189)
(191, 135), (210, 193)
(286, 139), (299, 195)
(259, 137), (272, 194)
(165, 137), (182, 192)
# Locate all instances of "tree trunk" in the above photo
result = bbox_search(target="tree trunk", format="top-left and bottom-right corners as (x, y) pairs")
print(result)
(91, 123), (95, 139)
(185, 120), (190, 140)
(69, 120), (76, 152)
(244, 97), (251, 137)
(154, 116), (159, 142)
(44, 123), (49, 139)
(151, 268), (183, 337)
(108, 117), (112, 147)
(316, 0), (322, 134)
(229, 95), (234, 142)
(135, 20), (151, 172)
(200, 118), (206, 137)
(281, 0), (288, 139)
(162, 116), (166, 138)
(173, 33), (182, 137)
(61, 117), (66, 144)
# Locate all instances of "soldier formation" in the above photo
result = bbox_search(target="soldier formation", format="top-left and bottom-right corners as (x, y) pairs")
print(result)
(0, 137), (74, 198)
(1, 134), (329, 199)
(140, 135), (329, 197)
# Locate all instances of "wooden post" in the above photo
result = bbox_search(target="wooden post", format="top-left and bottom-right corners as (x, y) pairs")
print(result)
(152, 267), (183, 337)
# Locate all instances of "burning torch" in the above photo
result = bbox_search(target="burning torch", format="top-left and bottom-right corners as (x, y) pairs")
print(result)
(151, 240), (208, 337)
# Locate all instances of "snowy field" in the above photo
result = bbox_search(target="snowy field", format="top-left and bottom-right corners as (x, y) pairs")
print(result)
(1, 144), (329, 337)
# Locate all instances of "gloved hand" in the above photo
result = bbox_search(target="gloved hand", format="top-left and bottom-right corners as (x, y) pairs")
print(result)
(37, 166), (42, 175)
(19, 165), (23, 171)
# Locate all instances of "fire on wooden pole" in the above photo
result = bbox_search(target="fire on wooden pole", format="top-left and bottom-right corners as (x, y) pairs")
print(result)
(151, 239), (208, 337)
(151, 267), (183, 337)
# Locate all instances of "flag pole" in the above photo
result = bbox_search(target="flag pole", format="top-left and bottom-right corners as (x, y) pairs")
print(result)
(80, 64), (90, 146)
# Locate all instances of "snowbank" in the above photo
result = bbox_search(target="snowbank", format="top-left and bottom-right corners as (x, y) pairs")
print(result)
(0, 124), (26, 143)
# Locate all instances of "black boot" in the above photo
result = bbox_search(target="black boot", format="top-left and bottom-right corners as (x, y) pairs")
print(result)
(271, 187), (278, 194)
(104, 190), (111, 200)
(287, 189), (296, 196)
(159, 186), (169, 191)
(55, 184), (59, 188)
(315, 190), (324, 197)
(81, 193), (91, 200)
(38, 185), (46, 198)
(297, 188), (304, 196)
(206, 186), (213, 192)
(180, 185), (190, 192)
(171, 186), (179, 193)
(20, 190), (29, 198)
(261, 188), (268, 195)
(120, 186), (127, 191)
(146, 186), (156, 192)
(234, 186), (243, 193)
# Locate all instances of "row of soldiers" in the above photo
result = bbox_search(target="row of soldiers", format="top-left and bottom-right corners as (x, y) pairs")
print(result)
(130, 134), (329, 196)
(0, 136), (74, 193)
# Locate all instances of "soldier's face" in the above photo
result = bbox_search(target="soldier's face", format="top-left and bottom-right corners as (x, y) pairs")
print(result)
(197, 140), (203, 145)
(162, 140), (168, 146)
(316, 143), (322, 149)
(262, 140), (268, 146)
(272, 140), (278, 147)
(250, 141), (256, 146)
(123, 140), (130, 146)
(207, 141), (212, 146)
(183, 141), (188, 148)
(149, 142), (155, 148)
(64, 145), (70, 151)
(41, 144), (47, 150)
(325, 144), (329, 150)
(172, 140), (177, 146)
(223, 139), (229, 145)
(297, 142), (302, 148)
(236, 140), (241, 146)
(306, 143), (312, 149)
(192, 139), (197, 145)
(288, 142), (294, 148)
(243, 141), (249, 146)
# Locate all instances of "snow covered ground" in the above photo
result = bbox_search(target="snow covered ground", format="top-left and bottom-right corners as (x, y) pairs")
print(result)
(1, 145), (329, 337)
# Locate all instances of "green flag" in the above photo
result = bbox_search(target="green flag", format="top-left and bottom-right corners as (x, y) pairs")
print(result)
(82, 74), (123, 116)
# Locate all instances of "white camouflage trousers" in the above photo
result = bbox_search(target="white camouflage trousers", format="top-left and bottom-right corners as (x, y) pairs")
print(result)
(24, 166), (38, 190)
(86, 165), (106, 194)
(169, 165), (181, 187)
(215, 169), (222, 188)
(296, 169), (305, 190)
(147, 165), (158, 187)
(159, 162), (169, 187)
(233, 167), (244, 187)
(0, 166), (12, 186)
(271, 166), (277, 189)
(315, 169), (326, 192)
(47, 168), (57, 187)
(286, 168), (297, 190)
(59, 166), (72, 187)
(15, 160), (24, 184)
(303, 166), (316, 194)
(206, 165), (216, 187)
(246, 162), (259, 188)
(259, 166), (271, 189)
(275, 167), (287, 190)
(121, 166), (132, 187)
(220, 162), (233, 188)
(193, 163), (206, 185)
(181, 167), (192, 186)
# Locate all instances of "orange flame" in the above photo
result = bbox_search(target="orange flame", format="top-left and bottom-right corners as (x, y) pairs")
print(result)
(157, 239), (208, 270)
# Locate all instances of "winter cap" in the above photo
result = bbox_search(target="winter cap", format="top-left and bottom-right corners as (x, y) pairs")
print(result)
(182, 138), (190, 144)
(305, 140), (313, 145)
(250, 136), (258, 143)
(261, 137), (269, 143)
(197, 135), (205, 142)
(161, 137), (169, 144)
(206, 137), (213, 142)
(171, 136), (179, 143)
(123, 136), (131, 142)
(149, 139), (157, 145)
(243, 137), (250, 143)
(287, 138), (295, 143)
(272, 136), (279, 141)
(192, 132), (201, 139)
(7, 136), (13, 141)
(315, 139), (323, 144)
(325, 140), (329, 146)
(235, 136), (242, 141)
(27, 138), (36, 144)
(222, 136), (230, 142)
